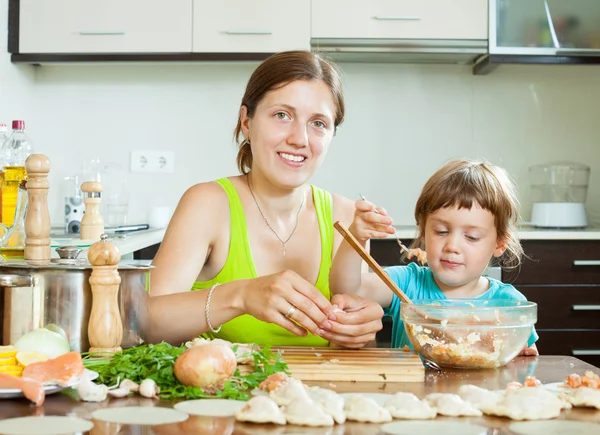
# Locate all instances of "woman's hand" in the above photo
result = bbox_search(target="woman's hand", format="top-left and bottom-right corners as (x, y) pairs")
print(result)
(240, 270), (336, 337)
(319, 293), (384, 348)
(349, 199), (396, 243)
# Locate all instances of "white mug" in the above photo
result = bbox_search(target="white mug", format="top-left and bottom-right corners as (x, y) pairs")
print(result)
(148, 206), (171, 229)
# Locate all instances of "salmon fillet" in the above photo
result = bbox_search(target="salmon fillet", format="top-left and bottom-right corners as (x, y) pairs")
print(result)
(22, 351), (85, 387)
(0, 373), (45, 406)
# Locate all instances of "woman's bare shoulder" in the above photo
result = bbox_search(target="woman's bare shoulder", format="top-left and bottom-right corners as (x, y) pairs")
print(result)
(331, 192), (355, 226)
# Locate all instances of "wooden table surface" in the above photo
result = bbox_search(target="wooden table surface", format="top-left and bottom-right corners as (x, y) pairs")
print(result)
(1, 356), (599, 434)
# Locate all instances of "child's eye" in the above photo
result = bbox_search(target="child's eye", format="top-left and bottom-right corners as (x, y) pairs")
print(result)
(275, 112), (290, 120)
(466, 235), (480, 241)
(435, 230), (448, 236)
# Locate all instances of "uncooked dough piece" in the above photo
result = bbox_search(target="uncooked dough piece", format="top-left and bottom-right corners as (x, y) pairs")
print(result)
(283, 396), (334, 427)
(91, 406), (188, 425)
(307, 386), (346, 424)
(174, 399), (246, 416)
(381, 421), (487, 435)
(424, 393), (482, 417)
(509, 420), (600, 435)
(384, 392), (437, 419)
(343, 394), (392, 423)
(0, 416), (94, 435)
(458, 385), (504, 410)
(269, 378), (309, 406)
(563, 387), (600, 409)
(480, 387), (563, 420)
(234, 396), (286, 425)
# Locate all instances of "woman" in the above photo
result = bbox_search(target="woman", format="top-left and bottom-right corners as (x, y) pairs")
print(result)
(148, 50), (382, 348)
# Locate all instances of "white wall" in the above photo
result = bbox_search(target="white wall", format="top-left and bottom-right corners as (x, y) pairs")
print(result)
(2, 4), (599, 228)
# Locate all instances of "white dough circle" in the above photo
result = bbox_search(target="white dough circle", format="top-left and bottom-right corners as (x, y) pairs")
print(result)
(509, 420), (600, 435)
(91, 406), (188, 425)
(0, 416), (94, 435)
(174, 399), (246, 416)
(381, 421), (487, 435)
(340, 392), (393, 406)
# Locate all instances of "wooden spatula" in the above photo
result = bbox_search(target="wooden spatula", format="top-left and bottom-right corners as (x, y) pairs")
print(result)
(334, 221), (412, 305)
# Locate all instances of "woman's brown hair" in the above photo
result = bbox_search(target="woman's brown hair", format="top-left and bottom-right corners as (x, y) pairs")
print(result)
(413, 159), (524, 269)
(233, 50), (345, 174)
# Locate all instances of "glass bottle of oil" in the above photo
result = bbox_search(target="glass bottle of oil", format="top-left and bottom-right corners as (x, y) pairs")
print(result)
(0, 180), (27, 259)
(1, 120), (33, 227)
(0, 123), (10, 223)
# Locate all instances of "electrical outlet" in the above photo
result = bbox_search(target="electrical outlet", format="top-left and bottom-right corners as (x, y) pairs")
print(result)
(130, 150), (175, 173)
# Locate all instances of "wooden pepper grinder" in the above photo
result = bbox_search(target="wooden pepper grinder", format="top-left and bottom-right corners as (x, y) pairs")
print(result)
(80, 181), (104, 241)
(24, 154), (51, 261)
(87, 234), (123, 355)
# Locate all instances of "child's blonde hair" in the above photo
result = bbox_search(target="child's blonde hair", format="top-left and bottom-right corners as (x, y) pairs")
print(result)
(413, 159), (523, 269)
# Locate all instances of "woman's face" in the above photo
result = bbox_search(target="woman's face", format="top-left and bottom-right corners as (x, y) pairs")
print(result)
(241, 79), (337, 189)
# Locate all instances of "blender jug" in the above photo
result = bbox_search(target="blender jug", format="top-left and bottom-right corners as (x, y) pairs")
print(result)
(529, 162), (590, 228)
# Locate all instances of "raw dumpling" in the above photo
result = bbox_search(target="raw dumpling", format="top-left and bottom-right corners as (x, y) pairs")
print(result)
(307, 386), (346, 424)
(344, 394), (392, 423)
(284, 396), (334, 427)
(234, 396), (286, 425)
(563, 387), (600, 410)
(384, 392), (437, 419)
(480, 387), (563, 420)
(458, 385), (504, 410)
(424, 393), (482, 417)
(269, 378), (310, 406)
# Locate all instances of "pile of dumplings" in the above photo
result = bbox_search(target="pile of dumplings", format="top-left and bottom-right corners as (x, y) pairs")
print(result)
(234, 372), (600, 427)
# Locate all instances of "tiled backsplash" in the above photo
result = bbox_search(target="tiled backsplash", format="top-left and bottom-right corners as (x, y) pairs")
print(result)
(1, 11), (599, 227)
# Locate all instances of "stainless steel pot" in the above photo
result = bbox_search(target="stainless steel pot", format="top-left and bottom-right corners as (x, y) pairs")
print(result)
(0, 257), (151, 352)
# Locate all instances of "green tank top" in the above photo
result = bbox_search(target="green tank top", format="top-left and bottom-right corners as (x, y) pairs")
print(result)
(192, 178), (333, 346)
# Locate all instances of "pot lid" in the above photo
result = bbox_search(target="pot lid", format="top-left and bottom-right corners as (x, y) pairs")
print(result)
(0, 258), (153, 270)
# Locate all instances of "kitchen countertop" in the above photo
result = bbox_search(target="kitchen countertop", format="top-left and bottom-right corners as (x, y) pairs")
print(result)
(385, 225), (600, 241)
(1, 356), (598, 434)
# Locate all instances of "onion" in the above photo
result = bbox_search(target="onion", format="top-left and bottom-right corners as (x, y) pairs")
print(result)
(174, 342), (237, 393)
(14, 327), (71, 359)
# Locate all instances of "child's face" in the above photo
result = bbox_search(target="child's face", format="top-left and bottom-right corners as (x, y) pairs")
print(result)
(424, 203), (505, 292)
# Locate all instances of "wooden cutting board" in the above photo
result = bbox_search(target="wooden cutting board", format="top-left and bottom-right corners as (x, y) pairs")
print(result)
(273, 346), (425, 383)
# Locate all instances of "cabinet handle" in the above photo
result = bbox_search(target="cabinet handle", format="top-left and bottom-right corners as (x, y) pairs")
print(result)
(79, 31), (126, 36)
(572, 305), (600, 311)
(225, 30), (273, 35)
(572, 350), (600, 356)
(573, 260), (600, 266)
(372, 16), (421, 21)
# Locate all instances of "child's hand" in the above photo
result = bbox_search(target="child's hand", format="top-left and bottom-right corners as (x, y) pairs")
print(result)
(349, 199), (396, 243)
(519, 344), (539, 356)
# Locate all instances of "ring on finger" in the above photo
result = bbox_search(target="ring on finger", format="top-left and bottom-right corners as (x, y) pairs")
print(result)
(285, 304), (297, 319)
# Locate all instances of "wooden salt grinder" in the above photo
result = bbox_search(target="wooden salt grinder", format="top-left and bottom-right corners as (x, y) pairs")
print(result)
(87, 234), (123, 355)
(24, 154), (51, 261)
(81, 181), (104, 241)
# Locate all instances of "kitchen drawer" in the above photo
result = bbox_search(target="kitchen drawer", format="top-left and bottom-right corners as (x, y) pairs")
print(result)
(311, 0), (487, 40)
(19, 0), (193, 54)
(536, 330), (600, 369)
(517, 285), (600, 329)
(193, 0), (310, 53)
(504, 240), (600, 285)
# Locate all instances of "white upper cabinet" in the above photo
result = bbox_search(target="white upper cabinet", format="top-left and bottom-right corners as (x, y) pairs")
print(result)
(312, 0), (488, 40)
(19, 0), (193, 53)
(192, 0), (310, 52)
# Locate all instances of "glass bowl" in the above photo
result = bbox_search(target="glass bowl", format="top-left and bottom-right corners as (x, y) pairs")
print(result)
(401, 299), (537, 369)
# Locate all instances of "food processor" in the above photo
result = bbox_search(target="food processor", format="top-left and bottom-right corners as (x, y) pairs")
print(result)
(529, 162), (590, 228)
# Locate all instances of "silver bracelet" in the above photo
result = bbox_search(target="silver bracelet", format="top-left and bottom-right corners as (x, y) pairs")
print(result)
(205, 283), (222, 333)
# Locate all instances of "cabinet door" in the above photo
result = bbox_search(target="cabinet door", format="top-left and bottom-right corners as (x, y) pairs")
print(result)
(19, 0), (193, 54)
(193, 0), (310, 53)
(312, 0), (487, 40)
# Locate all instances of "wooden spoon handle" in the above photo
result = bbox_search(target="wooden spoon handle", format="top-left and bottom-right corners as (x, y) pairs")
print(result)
(334, 221), (412, 305)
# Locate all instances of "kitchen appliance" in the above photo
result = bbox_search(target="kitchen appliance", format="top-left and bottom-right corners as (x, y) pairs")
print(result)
(529, 162), (590, 228)
(0, 254), (152, 352)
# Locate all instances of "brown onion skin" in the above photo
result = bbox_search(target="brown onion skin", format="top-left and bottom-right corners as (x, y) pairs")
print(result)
(174, 342), (237, 393)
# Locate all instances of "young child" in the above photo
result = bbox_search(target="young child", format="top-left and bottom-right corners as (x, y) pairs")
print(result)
(330, 159), (538, 356)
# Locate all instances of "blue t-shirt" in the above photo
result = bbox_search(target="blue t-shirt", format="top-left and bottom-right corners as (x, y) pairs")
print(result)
(383, 263), (539, 349)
